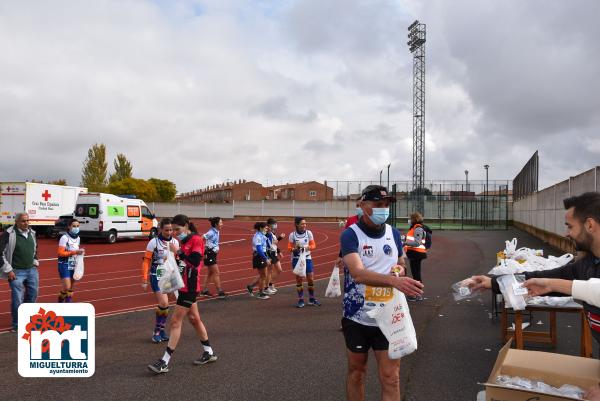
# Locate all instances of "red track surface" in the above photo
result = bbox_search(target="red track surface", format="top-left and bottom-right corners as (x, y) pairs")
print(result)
(0, 220), (343, 331)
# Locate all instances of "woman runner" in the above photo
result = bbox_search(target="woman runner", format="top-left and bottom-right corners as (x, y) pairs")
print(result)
(246, 222), (271, 300)
(288, 217), (320, 308)
(57, 218), (85, 303)
(142, 218), (179, 343)
(201, 217), (227, 298)
(148, 214), (217, 374)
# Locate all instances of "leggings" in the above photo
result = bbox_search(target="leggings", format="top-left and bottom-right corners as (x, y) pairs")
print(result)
(409, 258), (423, 283)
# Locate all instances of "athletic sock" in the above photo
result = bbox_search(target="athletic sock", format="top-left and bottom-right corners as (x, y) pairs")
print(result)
(58, 290), (68, 303)
(163, 347), (174, 364)
(308, 284), (315, 299)
(201, 339), (213, 355)
(296, 284), (304, 300)
(156, 306), (169, 331)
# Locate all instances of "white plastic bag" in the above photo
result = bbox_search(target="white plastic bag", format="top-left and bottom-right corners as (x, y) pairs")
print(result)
(325, 266), (341, 297)
(293, 251), (307, 277)
(366, 288), (417, 359)
(73, 253), (85, 281)
(497, 274), (527, 311)
(504, 238), (518, 257)
(158, 250), (184, 294)
(451, 278), (479, 301)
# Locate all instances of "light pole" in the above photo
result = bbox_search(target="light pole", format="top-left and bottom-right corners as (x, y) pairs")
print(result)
(387, 164), (391, 189)
(483, 164), (490, 228)
(379, 170), (383, 186)
(464, 170), (469, 192)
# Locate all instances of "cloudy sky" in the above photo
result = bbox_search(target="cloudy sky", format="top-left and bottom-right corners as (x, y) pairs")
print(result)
(1, 0), (599, 193)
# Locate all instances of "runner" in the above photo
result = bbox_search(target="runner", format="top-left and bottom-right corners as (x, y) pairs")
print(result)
(288, 217), (320, 308)
(201, 217), (227, 299)
(265, 218), (285, 295)
(341, 185), (424, 401)
(245, 222), (271, 300)
(141, 218), (179, 343)
(57, 218), (85, 303)
(148, 214), (217, 374)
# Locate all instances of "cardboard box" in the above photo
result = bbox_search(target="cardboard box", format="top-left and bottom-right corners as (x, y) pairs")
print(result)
(484, 341), (600, 401)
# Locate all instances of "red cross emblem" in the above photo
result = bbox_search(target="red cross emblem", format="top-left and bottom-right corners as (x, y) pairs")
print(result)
(42, 190), (51, 201)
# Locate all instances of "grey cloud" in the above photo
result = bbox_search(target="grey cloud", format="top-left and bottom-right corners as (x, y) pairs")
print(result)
(250, 96), (317, 123)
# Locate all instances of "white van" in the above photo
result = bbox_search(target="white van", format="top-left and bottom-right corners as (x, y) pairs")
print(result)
(74, 193), (158, 243)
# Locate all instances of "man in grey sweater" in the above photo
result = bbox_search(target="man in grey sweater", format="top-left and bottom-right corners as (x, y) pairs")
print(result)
(0, 213), (39, 331)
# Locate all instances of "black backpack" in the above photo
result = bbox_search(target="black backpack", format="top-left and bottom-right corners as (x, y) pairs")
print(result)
(420, 224), (433, 249)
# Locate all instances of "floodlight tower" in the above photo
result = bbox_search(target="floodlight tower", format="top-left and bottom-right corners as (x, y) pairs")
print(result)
(408, 20), (426, 213)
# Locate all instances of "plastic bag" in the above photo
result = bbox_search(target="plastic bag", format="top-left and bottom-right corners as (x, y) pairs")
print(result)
(527, 296), (574, 307)
(451, 278), (479, 301)
(73, 253), (85, 281)
(325, 266), (341, 297)
(497, 274), (527, 310)
(504, 238), (518, 257)
(496, 375), (584, 399)
(366, 288), (417, 359)
(293, 251), (307, 277)
(158, 250), (184, 294)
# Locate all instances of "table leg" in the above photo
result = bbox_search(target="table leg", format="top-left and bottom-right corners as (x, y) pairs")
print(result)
(549, 311), (557, 347)
(501, 307), (508, 343)
(581, 310), (593, 358)
(515, 311), (524, 349)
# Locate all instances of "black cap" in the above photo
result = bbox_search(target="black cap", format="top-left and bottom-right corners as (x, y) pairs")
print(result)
(360, 185), (396, 202)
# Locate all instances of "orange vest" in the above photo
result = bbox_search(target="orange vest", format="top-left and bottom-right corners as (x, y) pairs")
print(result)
(404, 224), (427, 253)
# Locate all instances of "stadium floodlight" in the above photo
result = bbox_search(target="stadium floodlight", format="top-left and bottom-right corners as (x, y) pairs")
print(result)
(408, 20), (419, 31)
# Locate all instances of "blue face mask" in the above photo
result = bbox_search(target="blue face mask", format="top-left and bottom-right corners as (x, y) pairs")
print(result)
(178, 232), (188, 241)
(368, 208), (389, 225)
(70, 227), (80, 235)
(356, 207), (364, 218)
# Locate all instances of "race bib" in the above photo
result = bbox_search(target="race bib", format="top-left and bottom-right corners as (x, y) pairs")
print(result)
(67, 256), (77, 270)
(365, 285), (394, 303)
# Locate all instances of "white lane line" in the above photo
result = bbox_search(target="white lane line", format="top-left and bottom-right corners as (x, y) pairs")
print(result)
(37, 238), (247, 262)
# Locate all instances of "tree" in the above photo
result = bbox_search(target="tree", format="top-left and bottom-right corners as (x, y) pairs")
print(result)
(81, 144), (108, 192)
(148, 178), (177, 202)
(109, 153), (133, 183)
(107, 178), (158, 201)
(48, 179), (67, 186)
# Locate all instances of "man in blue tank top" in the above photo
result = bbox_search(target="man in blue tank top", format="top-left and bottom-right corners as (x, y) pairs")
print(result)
(340, 185), (424, 401)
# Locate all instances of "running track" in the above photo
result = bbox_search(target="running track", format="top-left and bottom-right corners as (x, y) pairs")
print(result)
(0, 220), (343, 331)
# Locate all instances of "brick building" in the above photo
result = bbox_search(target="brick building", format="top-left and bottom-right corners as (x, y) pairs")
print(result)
(177, 180), (267, 203)
(267, 181), (333, 201)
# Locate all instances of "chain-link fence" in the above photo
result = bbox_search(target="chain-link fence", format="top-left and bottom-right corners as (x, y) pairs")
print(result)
(152, 180), (512, 230)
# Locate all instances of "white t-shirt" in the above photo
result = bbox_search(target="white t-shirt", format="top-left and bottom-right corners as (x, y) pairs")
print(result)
(59, 234), (80, 269)
(145, 237), (179, 273)
(288, 230), (314, 260)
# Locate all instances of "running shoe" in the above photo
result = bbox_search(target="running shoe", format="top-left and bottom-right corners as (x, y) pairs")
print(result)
(159, 330), (169, 342)
(152, 332), (162, 343)
(148, 359), (169, 374)
(268, 286), (278, 294)
(256, 292), (270, 300)
(308, 299), (321, 306)
(200, 290), (212, 297)
(263, 287), (276, 295)
(246, 285), (254, 297)
(194, 351), (218, 365)
(296, 299), (305, 308)
(218, 291), (227, 299)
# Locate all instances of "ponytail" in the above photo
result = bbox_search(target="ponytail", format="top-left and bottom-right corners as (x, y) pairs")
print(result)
(172, 214), (197, 234)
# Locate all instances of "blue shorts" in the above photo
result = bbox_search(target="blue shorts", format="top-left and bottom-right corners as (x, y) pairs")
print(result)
(292, 258), (314, 274)
(150, 274), (160, 293)
(58, 261), (75, 280)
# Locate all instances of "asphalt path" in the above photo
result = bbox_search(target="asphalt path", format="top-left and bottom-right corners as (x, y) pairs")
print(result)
(0, 228), (594, 401)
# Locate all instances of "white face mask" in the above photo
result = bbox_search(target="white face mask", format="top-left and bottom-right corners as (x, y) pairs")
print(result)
(408, 219), (412, 225)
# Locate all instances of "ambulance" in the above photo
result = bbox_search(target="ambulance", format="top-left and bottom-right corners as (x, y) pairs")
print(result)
(74, 193), (158, 243)
(0, 182), (87, 235)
